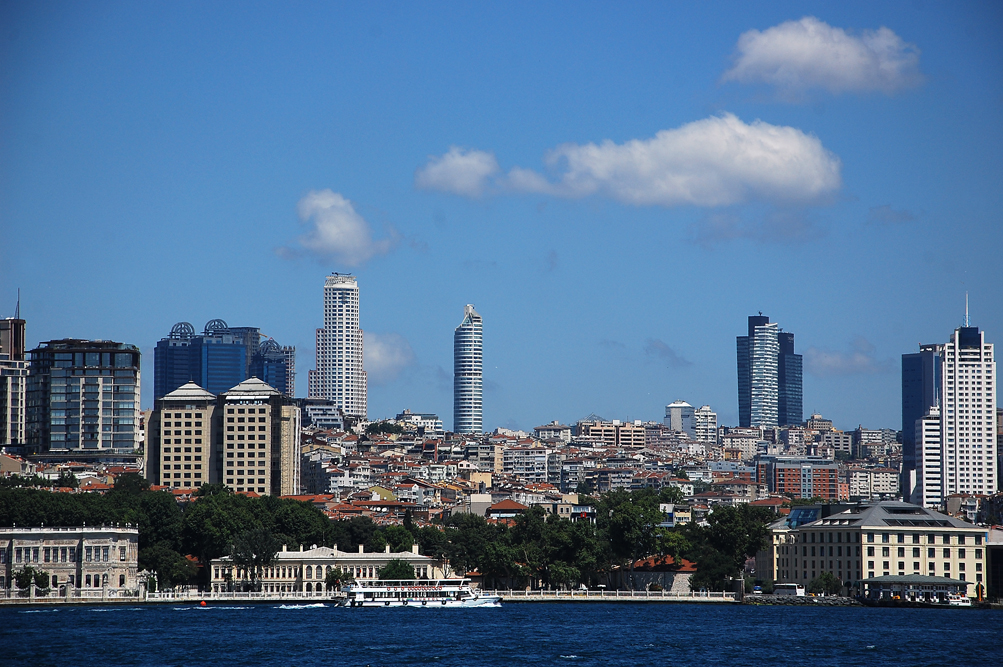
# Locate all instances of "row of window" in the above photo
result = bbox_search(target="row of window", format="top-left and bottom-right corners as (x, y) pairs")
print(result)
(5, 545), (125, 564)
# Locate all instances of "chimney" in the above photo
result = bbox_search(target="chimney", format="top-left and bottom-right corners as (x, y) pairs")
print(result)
(385, 544), (390, 553)
(358, 544), (364, 553)
(282, 544), (287, 552)
(300, 544), (304, 552)
(411, 544), (419, 555)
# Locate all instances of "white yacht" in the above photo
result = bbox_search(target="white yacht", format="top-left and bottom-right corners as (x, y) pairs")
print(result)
(340, 579), (501, 608)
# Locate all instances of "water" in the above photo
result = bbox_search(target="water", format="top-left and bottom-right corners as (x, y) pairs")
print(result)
(1, 602), (999, 666)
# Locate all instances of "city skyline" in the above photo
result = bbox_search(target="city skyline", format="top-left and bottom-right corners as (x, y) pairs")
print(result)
(2, 4), (1001, 431)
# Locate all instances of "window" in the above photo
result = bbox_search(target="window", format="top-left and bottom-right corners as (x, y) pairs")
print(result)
(103, 546), (110, 562)
(943, 548), (950, 558)
(119, 574), (126, 587)
(120, 546), (127, 562)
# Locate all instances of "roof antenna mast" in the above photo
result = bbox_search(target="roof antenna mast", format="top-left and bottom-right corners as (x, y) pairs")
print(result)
(965, 292), (969, 327)
(15, 288), (20, 319)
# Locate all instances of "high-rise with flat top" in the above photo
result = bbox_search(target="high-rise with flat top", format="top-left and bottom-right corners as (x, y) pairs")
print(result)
(0, 303), (27, 447)
(308, 274), (367, 419)
(453, 304), (483, 434)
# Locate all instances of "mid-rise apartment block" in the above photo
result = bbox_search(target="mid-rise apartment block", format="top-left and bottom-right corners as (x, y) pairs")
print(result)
(26, 340), (141, 453)
(693, 405), (718, 444)
(756, 455), (841, 500)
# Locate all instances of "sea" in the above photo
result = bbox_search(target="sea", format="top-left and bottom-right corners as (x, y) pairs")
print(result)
(1, 602), (999, 667)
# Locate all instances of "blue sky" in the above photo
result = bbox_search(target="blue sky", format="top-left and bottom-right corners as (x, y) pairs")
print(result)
(2, 2), (1001, 432)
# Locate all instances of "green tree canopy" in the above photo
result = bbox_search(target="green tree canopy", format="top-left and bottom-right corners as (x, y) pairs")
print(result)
(379, 559), (416, 580)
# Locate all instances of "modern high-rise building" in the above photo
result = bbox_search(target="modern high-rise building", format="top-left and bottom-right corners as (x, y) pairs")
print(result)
(26, 340), (142, 453)
(0, 306), (28, 447)
(250, 339), (295, 396)
(912, 405), (943, 507)
(939, 318), (996, 498)
(737, 314), (802, 428)
(308, 274), (366, 419)
(664, 400), (695, 437)
(901, 343), (943, 501)
(145, 381), (217, 490)
(453, 304), (483, 434)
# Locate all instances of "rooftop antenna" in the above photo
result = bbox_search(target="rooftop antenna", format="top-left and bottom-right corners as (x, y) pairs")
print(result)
(15, 289), (19, 319)
(964, 292), (969, 327)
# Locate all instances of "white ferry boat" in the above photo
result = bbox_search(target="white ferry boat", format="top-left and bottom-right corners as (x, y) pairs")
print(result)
(340, 579), (501, 608)
(946, 593), (972, 607)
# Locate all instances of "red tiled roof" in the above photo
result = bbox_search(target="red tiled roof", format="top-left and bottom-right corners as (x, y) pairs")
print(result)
(630, 554), (697, 573)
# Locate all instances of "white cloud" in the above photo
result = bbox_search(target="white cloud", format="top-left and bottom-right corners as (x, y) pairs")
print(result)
(804, 337), (892, 377)
(291, 190), (395, 265)
(414, 146), (500, 197)
(509, 114), (841, 207)
(363, 332), (416, 385)
(722, 16), (923, 95)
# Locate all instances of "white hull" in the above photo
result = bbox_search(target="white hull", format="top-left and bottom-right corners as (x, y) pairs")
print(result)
(341, 578), (500, 609)
(346, 595), (501, 608)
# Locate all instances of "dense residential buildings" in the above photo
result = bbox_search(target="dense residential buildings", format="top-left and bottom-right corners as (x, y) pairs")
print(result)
(737, 314), (802, 428)
(154, 321), (295, 399)
(25, 339), (142, 453)
(0, 312), (27, 447)
(309, 274), (367, 419)
(0, 525), (140, 592)
(453, 304), (483, 434)
(755, 455), (842, 500)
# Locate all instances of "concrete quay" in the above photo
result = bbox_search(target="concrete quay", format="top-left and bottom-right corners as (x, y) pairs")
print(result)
(483, 589), (738, 603)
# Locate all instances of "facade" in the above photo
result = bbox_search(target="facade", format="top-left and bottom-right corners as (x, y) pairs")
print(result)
(912, 406), (944, 507)
(453, 304), (483, 434)
(901, 343), (943, 501)
(939, 322), (996, 498)
(219, 378), (301, 496)
(756, 455), (841, 500)
(395, 409), (444, 437)
(0, 525), (139, 592)
(738, 315), (801, 428)
(210, 543), (449, 594)
(145, 382), (218, 489)
(250, 339), (295, 397)
(26, 340), (141, 453)
(309, 274), (367, 419)
(845, 467), (900, 500)
(693, 405), (717, 444)
(764, 501), (986, 591)
(534, 421), (572, 443)
(0, 315), (27, 446)
(777, 331), (804, 427)
(664, 400), (695, 437)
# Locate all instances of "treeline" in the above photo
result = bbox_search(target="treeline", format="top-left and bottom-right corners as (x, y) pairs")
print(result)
(0, 477), (777, 591)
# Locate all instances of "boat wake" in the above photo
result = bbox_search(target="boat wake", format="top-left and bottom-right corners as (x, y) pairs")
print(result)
(277, 603), (327, 609)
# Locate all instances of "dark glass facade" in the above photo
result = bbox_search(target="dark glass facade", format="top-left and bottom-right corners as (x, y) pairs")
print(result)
(154, 321), (258, 399)
(737, 315), (801, 427)
(901, 344), (942, 498)
(250, 340), (290, 396)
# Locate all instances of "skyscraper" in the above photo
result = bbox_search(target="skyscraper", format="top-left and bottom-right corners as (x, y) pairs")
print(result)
(0, 302), (28, 447)
(154, 320), (260, 399)
(664, 400), (695, 437)
(901, 343), (942, 501)
(26, 339), (141, 453)
(250, 339), (295, 396)
(737, 314), (802, 428)
(308, 274), (367, 419)
(939, 315), (996, 498)
(453, 304), (483, 434)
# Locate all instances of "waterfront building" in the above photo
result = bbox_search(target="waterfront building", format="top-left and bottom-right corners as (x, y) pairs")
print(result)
(663, 400), (695, 437)
(763, 501), (986, 592)
(693, 406), (717, 444)
(901, 343), (943, 501)
(0, 525), (139, 592)
(26, 340), (141, 453)
(145, 382), (217, 489)
(309, 274), (367, 419)
(453, 304), (483, 434)
(209, 543), (449, 594)
(737, 315), (802, 428)
(0, 312), (27, 447)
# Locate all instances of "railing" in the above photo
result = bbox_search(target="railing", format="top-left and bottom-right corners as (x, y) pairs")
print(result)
(0, 586), (143, 601)
(481, 589), (737, 601)
(147, 589), (335, 602)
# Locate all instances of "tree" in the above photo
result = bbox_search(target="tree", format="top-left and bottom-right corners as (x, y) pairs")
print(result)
(658, 486), (684, 505)
(139, 543), (197, 590)
(808, 571), (842, 596)
(379, 559), (415, 580)
(380, 525), (415, 553)
(229, 528), (281, 589)
(13, 566), (50, 591)
(54, 472), (79, 488)
(111, 473), (150, 496)
(325, 567), (354, 589)
(675, 469), (689, 480)
(366, 421), (403, 436)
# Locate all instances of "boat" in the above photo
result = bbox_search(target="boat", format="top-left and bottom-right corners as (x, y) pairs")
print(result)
(946, 594), (971, 607)
(339, 579), (501, 608)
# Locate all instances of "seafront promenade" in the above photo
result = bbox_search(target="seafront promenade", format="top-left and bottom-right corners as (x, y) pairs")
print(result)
(0, 587), (738, 605)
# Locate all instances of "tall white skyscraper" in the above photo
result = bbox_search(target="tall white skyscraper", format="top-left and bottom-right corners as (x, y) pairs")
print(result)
(308, 274), (367, 419)
(453, 304), (482, 434)
(750, 321), (779, 427)
(939, 312), (996, 498)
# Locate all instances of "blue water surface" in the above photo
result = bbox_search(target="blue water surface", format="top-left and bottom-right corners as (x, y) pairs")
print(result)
(1, 602), (998, 666)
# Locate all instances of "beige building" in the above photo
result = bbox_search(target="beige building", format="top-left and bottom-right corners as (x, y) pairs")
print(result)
(210, 543), (450, 593)
(0, 525), (139, 592)
(845, 467), (900, 500)
(145, 378), (301, 496)
(762, 501), (986, 592)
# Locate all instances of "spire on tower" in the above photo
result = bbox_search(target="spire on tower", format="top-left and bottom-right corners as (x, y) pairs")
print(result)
(964, 292), (969, 327)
